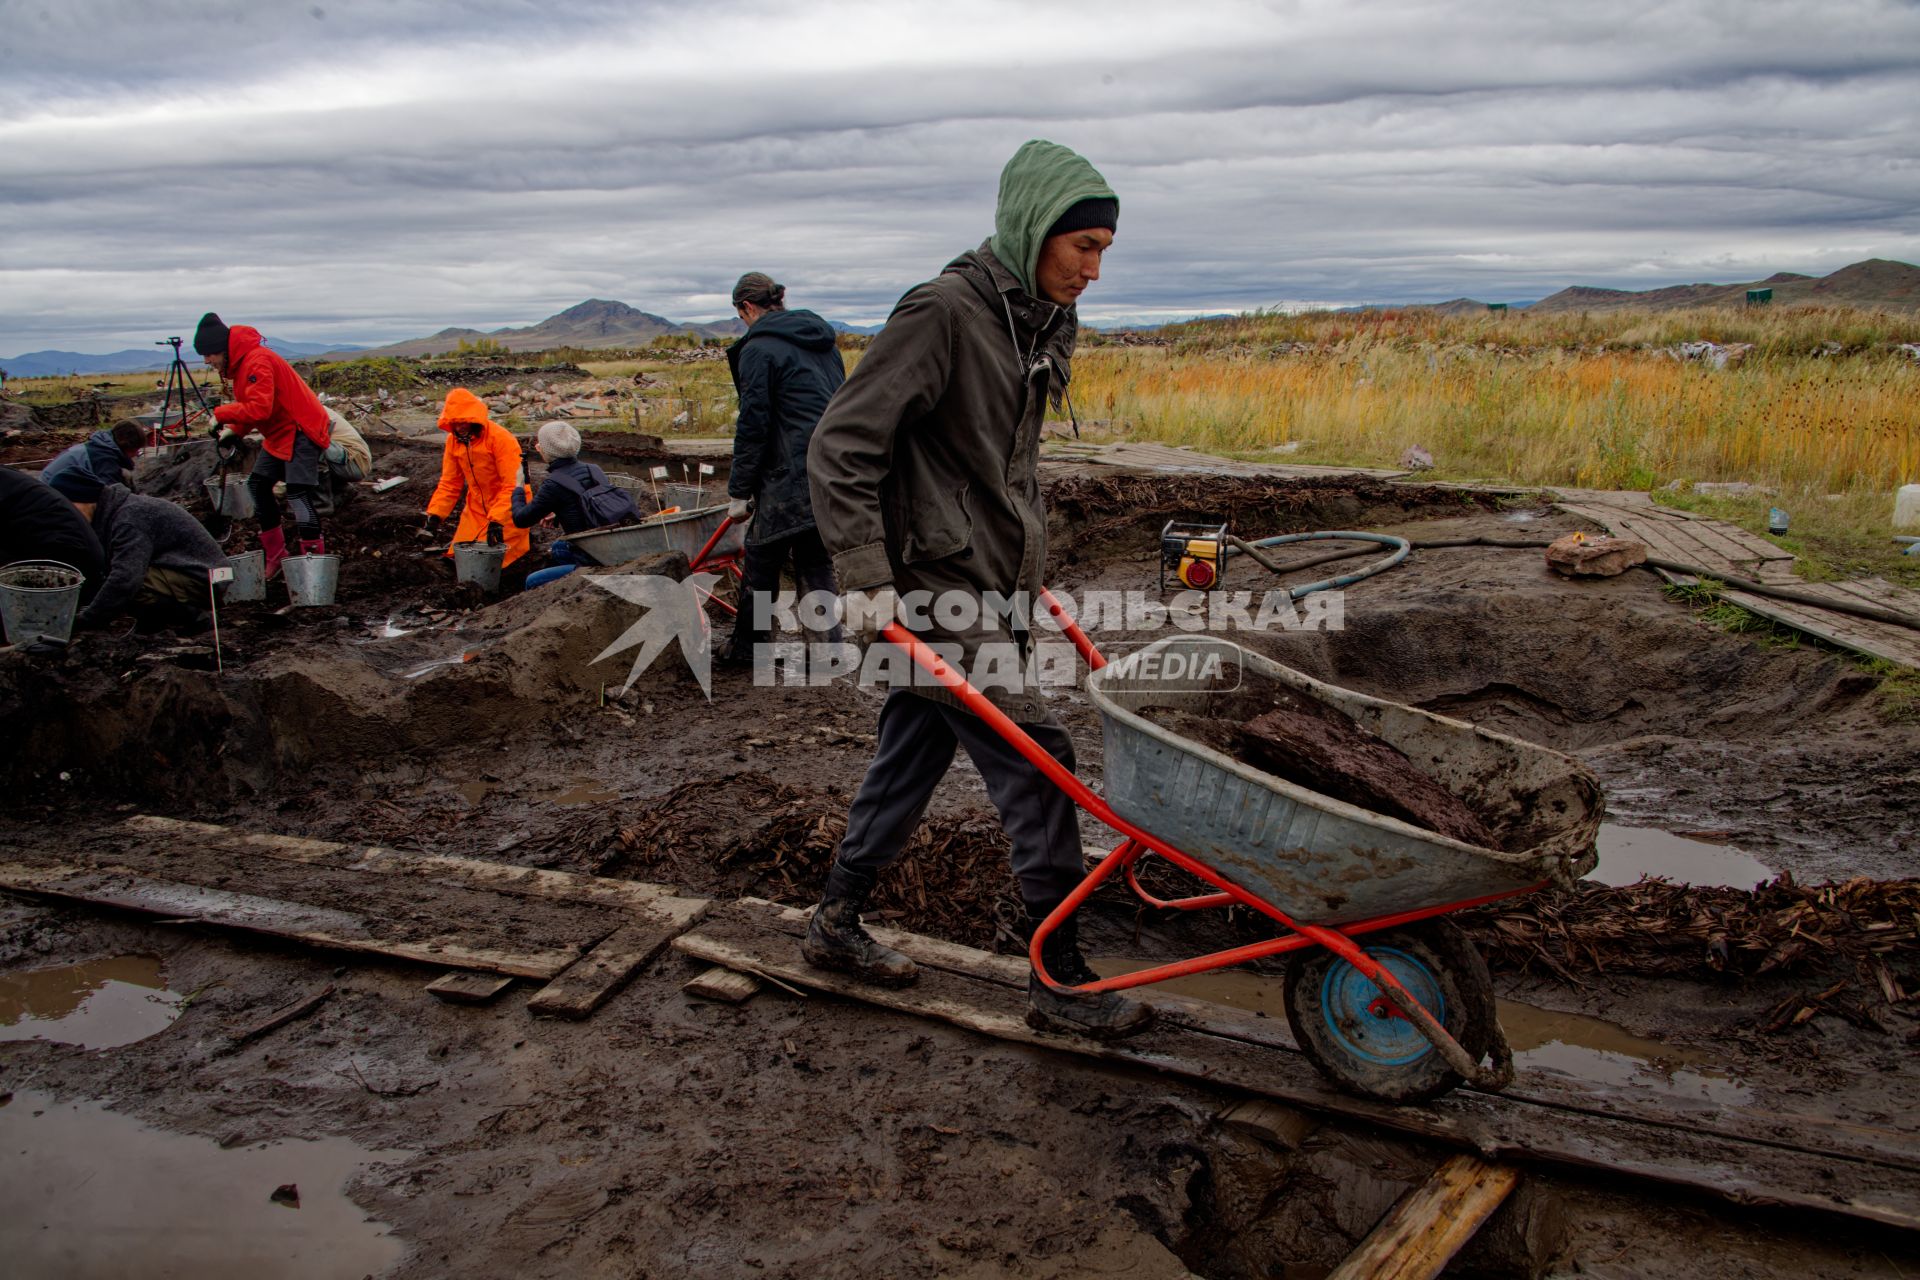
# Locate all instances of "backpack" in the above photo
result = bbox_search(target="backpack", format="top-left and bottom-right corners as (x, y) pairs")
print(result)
(549, 462), (644, 531)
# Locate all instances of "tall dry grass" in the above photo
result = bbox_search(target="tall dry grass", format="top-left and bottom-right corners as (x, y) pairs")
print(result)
(1071, 307), (1920, 496)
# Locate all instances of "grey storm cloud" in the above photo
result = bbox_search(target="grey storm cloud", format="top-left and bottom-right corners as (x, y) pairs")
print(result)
(3, 0), (1918, 352)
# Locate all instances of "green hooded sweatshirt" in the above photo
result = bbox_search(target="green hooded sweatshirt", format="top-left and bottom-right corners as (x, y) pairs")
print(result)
(987, 139), (1119, 297)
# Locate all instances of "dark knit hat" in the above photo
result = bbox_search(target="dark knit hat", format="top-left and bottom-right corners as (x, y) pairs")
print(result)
(192, 311), (231, 358)
(731, 272), (785, 310)
(45, 467), (104, 504)
(1044, 197), (1119, 242)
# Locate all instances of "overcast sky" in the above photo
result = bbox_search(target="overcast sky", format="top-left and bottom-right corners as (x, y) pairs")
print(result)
(4, 0), (1918, 353)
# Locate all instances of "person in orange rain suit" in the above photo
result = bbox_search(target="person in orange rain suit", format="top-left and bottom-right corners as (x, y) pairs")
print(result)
(419, 388), (532, 567)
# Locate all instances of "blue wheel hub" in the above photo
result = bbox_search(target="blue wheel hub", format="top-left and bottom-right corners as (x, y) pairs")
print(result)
(1318, 946), (1445, 1067)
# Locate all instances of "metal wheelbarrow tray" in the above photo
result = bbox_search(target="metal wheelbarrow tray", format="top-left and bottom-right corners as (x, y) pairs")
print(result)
(566, 503), (747, 568)
(1087, 634), (1601, 927)
(883, 602), (1605, 1104)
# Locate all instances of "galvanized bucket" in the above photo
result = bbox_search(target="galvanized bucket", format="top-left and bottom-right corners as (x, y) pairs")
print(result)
(0, 559), (84, 646)
(224, 550), (266, 603)
(204, 476), (256, 520)
(454, 543), (506, 594)
(567, 503), (746, 568)
(657, 482), (709, 512)
(282, 553), (339, 607)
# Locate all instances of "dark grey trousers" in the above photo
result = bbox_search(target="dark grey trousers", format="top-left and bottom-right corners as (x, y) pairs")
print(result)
(834, 688), (1085, 911)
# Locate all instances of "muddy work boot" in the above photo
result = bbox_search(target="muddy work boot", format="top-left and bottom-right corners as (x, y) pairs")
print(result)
(1026, 913), (1155, 1041)
(801, 865), (918, 987)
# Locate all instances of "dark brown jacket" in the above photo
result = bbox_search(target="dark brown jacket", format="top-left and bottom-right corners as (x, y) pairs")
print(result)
(808, 243), (1075, 719)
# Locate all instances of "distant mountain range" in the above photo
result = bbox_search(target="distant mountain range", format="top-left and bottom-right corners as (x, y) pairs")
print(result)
(1407, 258), (1920, 316)
(0, 338), (364, 379)
(318, 299), (744, 360)
(13, 259), (1917, 376)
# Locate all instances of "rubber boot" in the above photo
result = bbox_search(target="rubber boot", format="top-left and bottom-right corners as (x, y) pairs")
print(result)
(298, 537), (327, 557)
(1025, 910), (1156, 1041)
(259, 526), (288, 580)
(801, 862), (919, 987)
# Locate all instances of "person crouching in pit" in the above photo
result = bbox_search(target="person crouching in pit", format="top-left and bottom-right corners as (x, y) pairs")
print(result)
(511, 420), (642, 588)
(419, 388), (531, 570)
(193, 312), (332, 577)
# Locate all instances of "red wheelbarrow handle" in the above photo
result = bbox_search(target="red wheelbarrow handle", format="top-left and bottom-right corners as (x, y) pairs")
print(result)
(875, 615), (1515, 1093)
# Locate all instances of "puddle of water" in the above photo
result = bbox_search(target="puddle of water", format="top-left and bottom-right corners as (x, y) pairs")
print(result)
(1500, 999), (1753, 1106)
(548, 780), (618, 807)
(0, 1090), (408, 1279)
(454, 780), (492, 807)
(0, 956), (184, 1050)
(1093, 958), (1304, 1019)
(1094, 960), (1753, 1105)
(1589, 823), (1777, 890)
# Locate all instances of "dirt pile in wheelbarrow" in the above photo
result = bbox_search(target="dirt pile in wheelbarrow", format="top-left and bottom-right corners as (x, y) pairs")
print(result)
(1140, 694), (1498, 848)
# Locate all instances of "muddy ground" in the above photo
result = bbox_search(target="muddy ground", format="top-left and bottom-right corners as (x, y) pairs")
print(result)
(2, 422), (1918, 1277)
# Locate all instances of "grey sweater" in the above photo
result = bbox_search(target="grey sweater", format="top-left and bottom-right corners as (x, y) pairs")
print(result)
(78, 483), (228, 627)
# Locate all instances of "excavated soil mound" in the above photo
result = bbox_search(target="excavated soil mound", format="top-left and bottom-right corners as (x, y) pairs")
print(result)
(0, 552), (690, 803)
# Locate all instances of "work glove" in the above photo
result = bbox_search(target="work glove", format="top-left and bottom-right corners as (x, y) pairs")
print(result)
(416, 514), (444, 543)
(838, 585), (900, 648)
(726, 497), (752, 523)
(485, 521), (504, 548)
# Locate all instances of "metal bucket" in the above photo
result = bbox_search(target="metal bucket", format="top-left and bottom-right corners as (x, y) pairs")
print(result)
(204, 476), (256, 520)
(0, 560), (84, 646)
(282, 553), (339, 607)
(224, 550), (266, 602)
(657, 482), (708, 512)
(454, 543), (506, 594)
(568, 503), (746, 568)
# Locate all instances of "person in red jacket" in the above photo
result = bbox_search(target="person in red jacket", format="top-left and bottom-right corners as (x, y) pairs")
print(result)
(194, 312), (333, 578)
(420, 388), (532, 567)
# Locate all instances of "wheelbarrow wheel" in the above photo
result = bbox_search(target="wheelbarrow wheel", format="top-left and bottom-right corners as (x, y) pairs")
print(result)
(1284, 919), (1497, 1104)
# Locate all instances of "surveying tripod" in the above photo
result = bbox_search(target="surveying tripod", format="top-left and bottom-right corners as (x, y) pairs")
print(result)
(153, 335), (216, 447)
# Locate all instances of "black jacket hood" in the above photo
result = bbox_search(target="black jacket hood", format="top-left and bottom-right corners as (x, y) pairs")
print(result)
(735, 308), (838, 354)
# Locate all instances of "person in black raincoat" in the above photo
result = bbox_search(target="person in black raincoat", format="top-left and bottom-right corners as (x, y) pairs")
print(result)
(720, 273), (845, 662)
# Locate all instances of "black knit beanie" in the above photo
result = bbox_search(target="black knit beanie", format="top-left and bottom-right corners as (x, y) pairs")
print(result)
(192, 312), (231, 358)
(1044, 197), (1119, 241)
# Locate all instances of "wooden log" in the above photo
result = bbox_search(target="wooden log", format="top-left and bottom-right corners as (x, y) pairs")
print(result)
(230, 984), (334, 1047)
(529, 921), (680, 1020)
(682, 966), (763, 1004)
(426, 972), (516, 1005)
(1326, 1154), (1520, 1280)
(0, 860), (584, 978)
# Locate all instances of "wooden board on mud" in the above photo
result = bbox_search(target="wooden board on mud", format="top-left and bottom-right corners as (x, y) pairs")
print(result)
(1557, 497), (1920, 669)
(0, 819), (710, 1010)
(674, 902), (1920, 1232)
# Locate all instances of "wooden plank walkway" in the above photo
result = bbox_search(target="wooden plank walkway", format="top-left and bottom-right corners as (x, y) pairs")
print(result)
(0, 817), (710, 1016)
(674, 900), (1920, 1232)
(1554, 491), (1920, 669)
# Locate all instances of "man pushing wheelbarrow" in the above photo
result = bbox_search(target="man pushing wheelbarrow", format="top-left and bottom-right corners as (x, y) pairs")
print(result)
(802, 140), (1151, 1040)
(803, 141), (1603, 1092)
